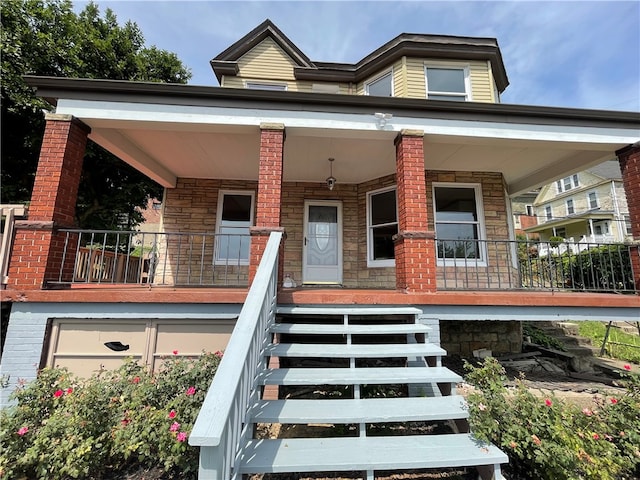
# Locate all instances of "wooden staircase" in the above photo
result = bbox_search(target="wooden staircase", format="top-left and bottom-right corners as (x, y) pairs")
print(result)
(236, 306), (507, 480)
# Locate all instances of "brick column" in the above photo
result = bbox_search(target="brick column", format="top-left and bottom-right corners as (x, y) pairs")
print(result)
(8, 114), (89, 289)
(393, 130), (436, 293)
(617, 143), (640, 291)
(249, 123), (286, 284)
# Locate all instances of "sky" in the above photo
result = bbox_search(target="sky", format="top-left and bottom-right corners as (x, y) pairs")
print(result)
(74, 0), (640, 112)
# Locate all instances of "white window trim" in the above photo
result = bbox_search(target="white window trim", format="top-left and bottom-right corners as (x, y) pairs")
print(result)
(545, 205), (553, 220)
(364, 69), (394, 97)
(424, 63), (472, 101)
(432, 182), (486, 267)
(244, 81), (288, 91)
(587, 191), (599, 209)
(556, 174), (580, 193)
(366, 185), (398, 267)
(214, 189), (255, 265)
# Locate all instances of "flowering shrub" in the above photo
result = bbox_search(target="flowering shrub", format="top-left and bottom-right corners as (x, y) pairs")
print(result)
(465, 358), (640, 480)
(0, 352), (221, 479)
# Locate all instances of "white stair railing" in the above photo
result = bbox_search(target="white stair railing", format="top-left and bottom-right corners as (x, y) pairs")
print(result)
(190, 231), (282, 480)
(0, 205), (26, 288)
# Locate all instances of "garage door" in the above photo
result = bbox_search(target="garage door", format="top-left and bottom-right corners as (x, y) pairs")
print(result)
(47, 318), (235, 377)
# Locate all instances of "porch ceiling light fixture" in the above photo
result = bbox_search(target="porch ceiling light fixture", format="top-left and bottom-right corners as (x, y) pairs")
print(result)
(374, 112), (393, 128)
(326, 157), (337, 190)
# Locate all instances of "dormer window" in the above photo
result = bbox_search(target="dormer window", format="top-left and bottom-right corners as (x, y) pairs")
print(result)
(245, 81), (287, 91)
(555, 174), (579, 193)
(425, 66), (470, 101)
(365, 71), (393, 97)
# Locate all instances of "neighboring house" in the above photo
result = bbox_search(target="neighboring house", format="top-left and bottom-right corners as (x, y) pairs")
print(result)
(1, 19), (639, 479)
(525, 160), (632, 244)
(511, 190), (539, 237)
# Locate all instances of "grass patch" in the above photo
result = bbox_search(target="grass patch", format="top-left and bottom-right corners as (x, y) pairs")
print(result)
(573, 321), (640, 364)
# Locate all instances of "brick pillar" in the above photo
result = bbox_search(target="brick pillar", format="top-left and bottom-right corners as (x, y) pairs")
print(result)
(617, 143), (640, 291)
(249, 123), (286, 284)
(393, 130), (436, 293)
(8, 114), (89, 289)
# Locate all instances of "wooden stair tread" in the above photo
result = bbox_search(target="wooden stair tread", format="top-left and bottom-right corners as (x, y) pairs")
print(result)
(265, 343), (445, 358)
(250, 396), (468, 423)
(238, 433), (507, 473)
(270, 323), (431, 335)
(256, 366), (461, 385)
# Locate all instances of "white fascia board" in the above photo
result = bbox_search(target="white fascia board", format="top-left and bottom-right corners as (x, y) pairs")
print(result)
(56, 98), (640, 146)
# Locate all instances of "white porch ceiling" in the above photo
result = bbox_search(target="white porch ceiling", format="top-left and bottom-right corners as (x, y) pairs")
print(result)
(61, 99), (638, 197)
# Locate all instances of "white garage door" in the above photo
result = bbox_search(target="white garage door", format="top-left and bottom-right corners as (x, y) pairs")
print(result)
(47, 318), (235, 377)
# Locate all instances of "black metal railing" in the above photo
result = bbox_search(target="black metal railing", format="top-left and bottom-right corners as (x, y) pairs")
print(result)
(54, 229), (251, 287)
(436, 238), (637, 293)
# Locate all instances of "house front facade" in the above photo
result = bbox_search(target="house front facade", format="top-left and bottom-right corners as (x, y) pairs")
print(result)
(0, 13), (639, 419)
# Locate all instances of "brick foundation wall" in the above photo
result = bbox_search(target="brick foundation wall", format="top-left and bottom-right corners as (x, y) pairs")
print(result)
(441, 320), (522, 356)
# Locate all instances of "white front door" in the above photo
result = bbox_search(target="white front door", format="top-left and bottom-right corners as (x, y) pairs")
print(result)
(303, 201), (342, 284)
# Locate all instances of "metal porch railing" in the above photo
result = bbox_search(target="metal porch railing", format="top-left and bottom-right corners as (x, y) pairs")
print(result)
(189, 231), (282, 480)
(436, 238), (637, 293)
(54, 229), (252, 287)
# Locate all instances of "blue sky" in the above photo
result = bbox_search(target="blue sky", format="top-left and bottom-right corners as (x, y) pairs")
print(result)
(75, 1), (640, 112)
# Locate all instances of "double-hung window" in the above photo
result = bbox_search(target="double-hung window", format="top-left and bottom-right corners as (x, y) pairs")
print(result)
(215, 191), (254, 264)
(366, 186), (398, 266)
(433, 184), (485, 264)
(587, 192), (598, 209)
(545, 206), (553, 220)
(566, 199), (575, 215)
(556, 174), (579, 193)
(365, 71), (393, 97)
(425, 66), (470, 101)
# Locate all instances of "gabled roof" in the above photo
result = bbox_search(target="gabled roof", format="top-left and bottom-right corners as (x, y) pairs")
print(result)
(210, 19), (509, 92)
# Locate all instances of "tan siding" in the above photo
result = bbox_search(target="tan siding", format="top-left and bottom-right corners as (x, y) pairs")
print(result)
(237, 37), (297, 81)
(468, 61), (493, 102)
(405, 58), (427, 98)
(392, 58), (406, 97)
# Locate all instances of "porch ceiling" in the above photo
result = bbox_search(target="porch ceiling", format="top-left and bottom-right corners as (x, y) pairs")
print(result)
(88, 119), (626, 196)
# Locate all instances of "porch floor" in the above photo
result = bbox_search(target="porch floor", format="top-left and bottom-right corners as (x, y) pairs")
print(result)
(2, 286), (638, 308)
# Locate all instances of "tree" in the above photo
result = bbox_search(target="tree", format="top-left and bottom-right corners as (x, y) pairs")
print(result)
(1, 0), (191, 229)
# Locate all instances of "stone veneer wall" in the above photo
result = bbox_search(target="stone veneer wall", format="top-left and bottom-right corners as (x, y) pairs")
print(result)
(440, 320), (522, 356)
(161, 171), (509, 288)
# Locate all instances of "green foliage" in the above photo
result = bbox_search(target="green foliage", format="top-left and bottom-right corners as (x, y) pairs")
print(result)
(563, 245), (634, 292)
(0, 352), (222, 479)
(523, 323), (566, 351)
(465, 358), (640, 480)
(576, 321), (640, 364)
(0, 0), (191, 229)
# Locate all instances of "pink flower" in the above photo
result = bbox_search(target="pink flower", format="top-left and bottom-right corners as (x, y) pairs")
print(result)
(544, 399), (552, 407)
(176, 432), (187, 442)
(66, 388), (73, 395)
(170, 422), (181, 432)
(168, 410), (176, 419)
(610, 397), (618, 404)
(509, 441), (517, 449)
(214, 350), (224, 358)
(53, 389), (64, 398)
(17, 426), (29, 436)
(531, 434), (541, 446)
(593, 433), (600, 440)
(172, 350), (179, 355)
(582, 408), (593, 416)
(132, 376), (140, 384)
(477, 403), (486, 411)
(186, 386), (196, 396)
(623, 364), (631, 371)
(121, 418), (130, 427)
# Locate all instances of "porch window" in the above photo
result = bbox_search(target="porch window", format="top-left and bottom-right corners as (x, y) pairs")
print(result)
(367, 186), (398, 266)
(365, 71), (393, 97)
(215, 191), (254, 263)
(566, 199), (575, 215)
(587, 191), (598, 209)
(433, 184), (485, 263)
(425, 66), (470, 101)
